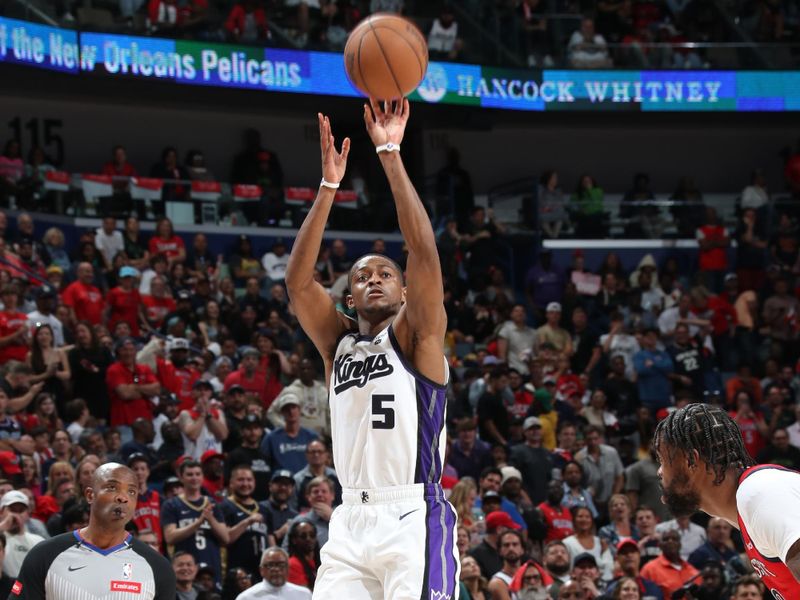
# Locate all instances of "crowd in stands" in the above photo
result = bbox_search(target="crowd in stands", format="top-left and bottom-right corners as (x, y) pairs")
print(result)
(40, 0), (800, 70)
(0, 188), (787, 598)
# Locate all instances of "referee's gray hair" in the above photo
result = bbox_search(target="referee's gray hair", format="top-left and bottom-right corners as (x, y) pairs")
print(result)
(260, 547), (288, 563)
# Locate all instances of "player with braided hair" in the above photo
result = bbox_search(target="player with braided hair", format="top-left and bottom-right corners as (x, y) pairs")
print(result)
(654, 403), (800, 599)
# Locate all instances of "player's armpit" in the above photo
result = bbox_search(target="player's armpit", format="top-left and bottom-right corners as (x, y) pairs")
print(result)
(785, 538), (800, 583)
(287, 285), (351, 362)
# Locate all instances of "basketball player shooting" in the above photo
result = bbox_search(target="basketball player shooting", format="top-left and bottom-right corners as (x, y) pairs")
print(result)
(285, 98), (458, 600)
(655, 403), (800, 599)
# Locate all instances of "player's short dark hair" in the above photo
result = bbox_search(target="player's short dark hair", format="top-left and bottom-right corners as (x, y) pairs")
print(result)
(654, 403), (755, 485)
(479, 467), (502, 480)
(348, 254), (405, 288)
(179, 460), (202, 475)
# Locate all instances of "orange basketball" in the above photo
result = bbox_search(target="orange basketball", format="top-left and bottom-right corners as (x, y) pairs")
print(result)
(344, 13), (429, 100)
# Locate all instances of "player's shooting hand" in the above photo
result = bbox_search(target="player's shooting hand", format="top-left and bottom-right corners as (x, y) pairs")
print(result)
(364, 97), (409, 147)
(318, 113), (350, 185)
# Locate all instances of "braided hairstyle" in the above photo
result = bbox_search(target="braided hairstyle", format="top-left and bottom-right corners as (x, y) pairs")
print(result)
(654, 403), (755, 485)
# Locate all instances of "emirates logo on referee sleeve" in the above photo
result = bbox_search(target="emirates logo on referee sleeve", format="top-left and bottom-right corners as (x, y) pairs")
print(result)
(10, 581), (21, 595)
(111, 581), (142, 593)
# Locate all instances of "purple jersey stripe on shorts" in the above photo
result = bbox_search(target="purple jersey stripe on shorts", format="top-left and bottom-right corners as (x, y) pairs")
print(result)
(423, 488), (459, 600)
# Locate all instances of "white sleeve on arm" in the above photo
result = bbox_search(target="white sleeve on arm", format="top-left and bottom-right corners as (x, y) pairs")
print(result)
(737, 468), (800, 561)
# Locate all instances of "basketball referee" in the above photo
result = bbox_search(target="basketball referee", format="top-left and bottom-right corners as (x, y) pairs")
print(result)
(9, 462), (176, 599)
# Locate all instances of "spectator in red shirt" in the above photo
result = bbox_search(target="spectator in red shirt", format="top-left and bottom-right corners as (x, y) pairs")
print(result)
(61, 262), (105, 326)
(106, 337), (160, 442)
(730, 390), (769, 458)
(224, 347), (270, 408)
(148, 217), (186, 268)
(141, 276), (176, 331)
(696, 206), (730, 293)
(156, 337), (200, 411)
(102, 145), (137, 194)
(200, 449), (225, 503)
(225, 0), (269, 42)
(106, 266), (147, 337)
(538, 479), (574, 542)
(0, 283), (30, 365)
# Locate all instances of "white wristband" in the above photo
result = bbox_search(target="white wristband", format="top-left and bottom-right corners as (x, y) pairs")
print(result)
(375, 142), (400, 154)
(320, 178), (340, 189)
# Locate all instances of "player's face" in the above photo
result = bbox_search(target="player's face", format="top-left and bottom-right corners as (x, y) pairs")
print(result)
(656, 442), (702, 517)
(88, 468), (138, 526)
(348, 256), (405, 316)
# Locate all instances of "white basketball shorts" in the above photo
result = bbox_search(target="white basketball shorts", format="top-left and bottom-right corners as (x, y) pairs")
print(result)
(313, 483), (460, 600)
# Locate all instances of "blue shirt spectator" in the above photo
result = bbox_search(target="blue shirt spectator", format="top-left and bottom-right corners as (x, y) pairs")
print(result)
(633, 328), (674, 411)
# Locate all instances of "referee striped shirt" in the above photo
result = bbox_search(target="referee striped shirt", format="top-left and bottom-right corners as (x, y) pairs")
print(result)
(9, 530), (175, 600)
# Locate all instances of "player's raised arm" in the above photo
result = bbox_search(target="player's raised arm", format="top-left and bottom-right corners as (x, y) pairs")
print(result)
(285, 114), (352, 365)
(364, 98), (447, 384)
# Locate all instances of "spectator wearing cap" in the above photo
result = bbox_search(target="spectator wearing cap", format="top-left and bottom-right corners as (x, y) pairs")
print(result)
(161, 289), (198, 336)
(105, 265), (146, 337)
(604, 538), (663, 599)
(500, 465), (534, 517)
(201, 449), (226, 503)
(163, 476), (183, 501)
(61, 262), (105, 326)
(510, 416), (553, 505)
(497, 304), (537, 375)
(0, 284), (30, 365)
(261, 392), (318, 474)
(94, 216), (124, 272)
(106, 337), (160, 443)
(267, 358), (327, 438)
(639, 529), (699, 600)
(575, 426), (624, 515)
(449, 417), (493, 482)
(293, 440), (341, 511)
(538, 479), (574, 543)
(474, 468), (526, 534)
(15, 237), (46, 284)
(0, 490), (44, 577)
(225, 347), (271, 408)
(536, 303), (573, 357)
(156, 336), (201, 411)
(128, 452), (164, 550)
(26, 285), (63, 347)
(477, 367), (511, 447)
(177, 378), (228, 461)
(119, 417), (157, 466)
(221, 382), (248, 453)
(569, 551), (605, 598)
(488, 529), (526, 599)
(469, 510), (520, 579)
(260, 470), (299, 545)
(632, 328), (674, 413)
(227, 413), (271, 501)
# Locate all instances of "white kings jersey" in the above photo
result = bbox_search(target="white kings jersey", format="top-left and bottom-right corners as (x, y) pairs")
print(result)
(329, 323), (449, 490)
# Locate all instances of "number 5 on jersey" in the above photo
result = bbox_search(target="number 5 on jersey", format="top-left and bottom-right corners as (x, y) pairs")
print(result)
(372, 394), (395, 430)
